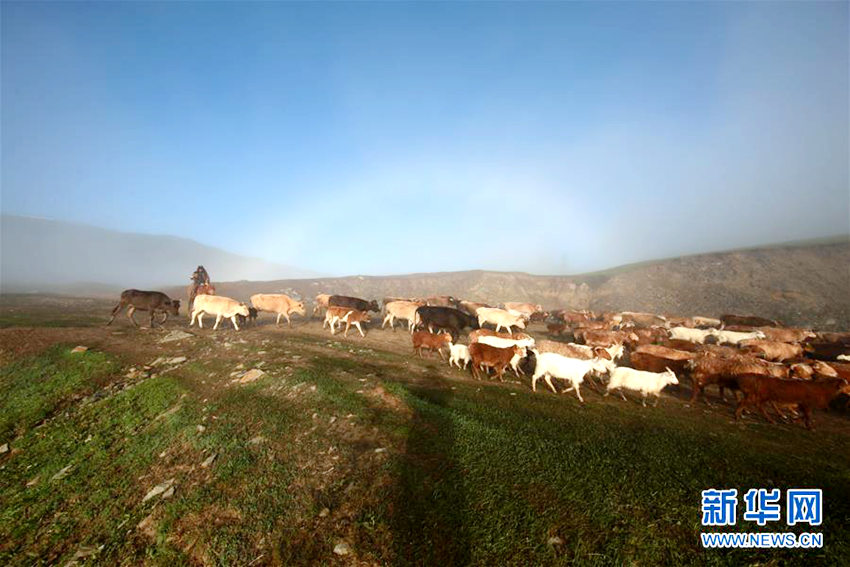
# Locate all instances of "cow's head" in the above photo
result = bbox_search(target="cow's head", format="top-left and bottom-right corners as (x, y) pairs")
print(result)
(664, 367), (679, 385)
(293, 302), (307, 317)
(169, 299), (181, 315)
(236, 303), (250, 317)
(369, 300), (380, 312)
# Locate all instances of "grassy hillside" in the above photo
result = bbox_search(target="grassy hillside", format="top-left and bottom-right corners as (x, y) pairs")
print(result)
(0, 308), (848, 564)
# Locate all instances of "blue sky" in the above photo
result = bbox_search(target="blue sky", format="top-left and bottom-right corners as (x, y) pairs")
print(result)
(2, 1), (848, 276)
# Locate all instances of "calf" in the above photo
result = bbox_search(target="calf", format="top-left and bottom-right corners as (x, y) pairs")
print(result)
(250, 293), (306, 327)
(469, 342), (524, 382)
(190, 294), (249, 331)
(477, 334), (536, 376)
(235, 306), (259, 327)
(329, 295), (380, 313)
(735, 375), (850, 429)
(412, 331), (453, 359)
(107, 289), (180, 328)
(606, 367), (679, 407)
(341, 309), (370, 337)
(323, 306), (352, 334)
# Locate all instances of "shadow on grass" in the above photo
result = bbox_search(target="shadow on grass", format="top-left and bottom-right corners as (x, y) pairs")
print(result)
(390, 367), (470, 566)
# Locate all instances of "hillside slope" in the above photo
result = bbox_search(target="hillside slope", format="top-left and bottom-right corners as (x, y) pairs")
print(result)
(190, 238), (849, 329)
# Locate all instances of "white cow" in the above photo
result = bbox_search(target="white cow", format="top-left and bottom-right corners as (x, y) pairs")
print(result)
(476, 307), (527, 334)
(713, 329), (767, 346)
(190, 295), (250, 331)
(669, 327), (715, 344)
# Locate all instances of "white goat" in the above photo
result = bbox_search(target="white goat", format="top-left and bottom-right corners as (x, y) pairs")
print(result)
(605, 367), (679, 407)
(449, 344), (471, 370)
(530, 351), (615, 402)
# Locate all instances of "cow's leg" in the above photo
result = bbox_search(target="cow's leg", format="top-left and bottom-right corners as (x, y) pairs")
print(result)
(653, 394), (660, 407)
(127, 306), (139, 326)
(107, 300), (125, 325)
(213, 314), (222, 330)
(276, 313), (282, 326)
(231, 316), (240, 331)
(159, 312), (169, 325)
(382, 314), (390, 329)
(149, 310), (156, 328)
(344, 321), (351, 337)
(286, 313), (293, 327)
(758, 402), (776, 424)
(641, 393), (648, 407)
(197, 312), (205, 328)
(545, 374), (557, 394)
(801, 406), (813, 430)
(357, 323), (365, 337)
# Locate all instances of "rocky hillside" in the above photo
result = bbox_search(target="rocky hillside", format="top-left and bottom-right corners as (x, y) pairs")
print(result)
(174, 238), (849, 330)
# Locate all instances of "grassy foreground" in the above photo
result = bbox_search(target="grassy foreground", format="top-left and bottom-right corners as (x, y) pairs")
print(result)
(1, 339), (848, 565)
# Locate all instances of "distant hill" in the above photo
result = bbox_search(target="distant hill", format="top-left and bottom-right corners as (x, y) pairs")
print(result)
(0, 215), (320, 292)
(182, 237), (849, 330)
(3, 215), (847, 329)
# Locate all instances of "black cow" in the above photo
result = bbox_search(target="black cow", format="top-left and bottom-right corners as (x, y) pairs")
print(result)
(720, 314), (781, 328)
(414, 306), (479, 341)
(329, 295), (380, 313)
(107, 289), (180, 328)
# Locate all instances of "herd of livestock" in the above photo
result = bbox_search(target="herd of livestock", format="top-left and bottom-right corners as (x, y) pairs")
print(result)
(106, 285), (850, 430)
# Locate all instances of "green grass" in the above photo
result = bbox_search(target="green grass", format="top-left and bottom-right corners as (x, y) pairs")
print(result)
(1, 343), (849, 565)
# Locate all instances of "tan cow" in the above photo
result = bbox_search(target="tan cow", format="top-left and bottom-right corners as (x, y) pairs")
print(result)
(476, 307), (527, 333)
(382, 300), (424, 332)
(250, 293), (306, 327)
(503, 302), (543, 319)
(190, 294), (250, 331)
(313, 293), (331, 316)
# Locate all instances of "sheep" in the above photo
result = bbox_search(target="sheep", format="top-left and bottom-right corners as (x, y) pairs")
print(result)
(838, 354), (850, 362)
(530, 351), (615, 402)
(448, 343), (471, 370)
(605, 367), (679, 407)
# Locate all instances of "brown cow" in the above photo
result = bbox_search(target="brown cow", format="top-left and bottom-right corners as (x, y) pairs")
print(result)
(735, 375), (850, 429)
(108, 289), (180, 328)
(741, 339), (803, 362)
(629, 344), (694, 375)
(582, 329), (639, 348)
(687, 353), (789, 404)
